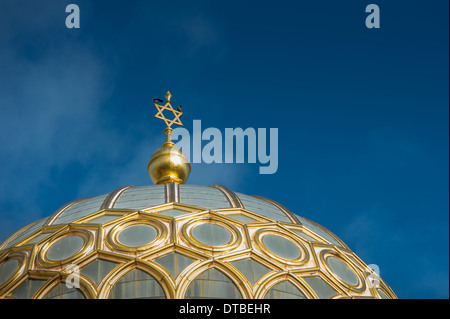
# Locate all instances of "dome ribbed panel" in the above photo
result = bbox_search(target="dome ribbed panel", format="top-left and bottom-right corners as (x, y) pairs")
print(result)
(52, 194), (108, 225)
(178, 185), (231, 209)
(234, 193), (292, 223)
(296, 216), (348, 249)
(113, 185), (165, 209)
(2, 217), (48, 249)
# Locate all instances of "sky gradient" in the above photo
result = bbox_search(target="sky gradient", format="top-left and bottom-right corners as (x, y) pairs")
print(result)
(0, 0), (448, 298)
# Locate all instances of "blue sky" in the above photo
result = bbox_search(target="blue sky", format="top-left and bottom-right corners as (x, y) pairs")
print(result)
(0, 0), (448, 298)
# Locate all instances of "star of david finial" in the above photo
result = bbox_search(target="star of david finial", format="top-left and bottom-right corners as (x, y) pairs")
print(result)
(153, 91), (183, 128)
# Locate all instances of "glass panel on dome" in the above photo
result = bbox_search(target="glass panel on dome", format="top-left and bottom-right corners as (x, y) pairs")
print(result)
(108, 269), (166, 299)
(27, 232), (54, 245)
(88, 215), (121, 224)
(264, 281), (306, 299)
(302, 276), (339, 299)
(327, 257), (359, 286)
(0, 259), (19, 285)
(53, 195), (108, 224)
(154, 252), (195, 279)
(157, 209), (190, 217)
(231, 258), (271, 285)
(179, 185), (231, 209)
(80, 259), (118, 286)
(191, 223), (231, 246)
(262, 235), (301, 260)
(235, 193), (292, 223)
(4, 217), (48, 248)
(46, 235), (85, 261)
(10, 279), (47, 299)
(113, 185), (165, 210)
(44, 283), (86, 299)
(117, 225), (157, 247)
(228, 214), (259, 223)
(296, 217), (344, 247)
(185, 268), (242, 299)
(289, 229), (317, 242)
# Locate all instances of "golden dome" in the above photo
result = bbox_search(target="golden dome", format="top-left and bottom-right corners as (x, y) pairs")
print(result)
(0, 184), (397, 299)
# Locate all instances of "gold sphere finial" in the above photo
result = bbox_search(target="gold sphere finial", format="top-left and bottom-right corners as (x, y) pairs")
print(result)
(148, 91), (190, 184)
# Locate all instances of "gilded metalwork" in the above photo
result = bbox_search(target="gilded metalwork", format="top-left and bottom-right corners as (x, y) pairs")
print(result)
(254, 272), (313, 299)
(176, 259), (252, 299)
(210, 184), (244, 208)
(253, 229), (310, 266)
(97, 259), (175, 299)
(101, 185), (133, 210)
(319, 249), (366, 293)
(106, 218), (168, 253)
(180, 216), (243, 253)
(298, 272), (342, 299)
(147, 127), (191, 185)
(45, 197), (91, 226)
(37, 229), (94, 268)
(147, 91), (191, 185)
(216, 208), (274, 224)
(165, 181), (180, 203)
(0, 251), (27, 291)
(153, 91), (183, 128)
(0, 185), (397, 299)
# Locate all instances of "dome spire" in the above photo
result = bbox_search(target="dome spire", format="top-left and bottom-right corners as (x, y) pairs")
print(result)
(147, 91), (191, 185)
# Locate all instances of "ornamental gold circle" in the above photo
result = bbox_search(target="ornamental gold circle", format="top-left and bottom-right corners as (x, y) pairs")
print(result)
(37, 230), (93, 268)
(320, 250), (366, 293)
(0, 252), (27, 290)
(181, 217), (242, 252)
(107, 218), (167, 252)
(253, 229), (309, 266)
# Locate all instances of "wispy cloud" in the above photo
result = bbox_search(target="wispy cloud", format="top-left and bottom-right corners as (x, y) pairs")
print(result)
(0, 1), (241, 245)
(176, 13), (228, 63)
(341, 204), (388, 255)
(0, 2), (115, 241)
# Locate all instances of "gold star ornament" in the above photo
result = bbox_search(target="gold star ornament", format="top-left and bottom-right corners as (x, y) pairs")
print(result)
(154, 91), (183, 128)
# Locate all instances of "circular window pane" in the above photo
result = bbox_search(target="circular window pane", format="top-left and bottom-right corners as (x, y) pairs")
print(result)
(117, 224), (157, 247)
(191, 223), (231, 246)
(0, 259), (20, 285)
(263, 235), (301, 260)
(46, 235), (85, 261)
(327, 257), (359, 286)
